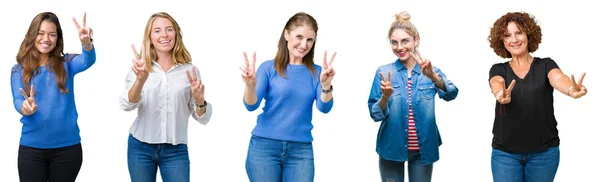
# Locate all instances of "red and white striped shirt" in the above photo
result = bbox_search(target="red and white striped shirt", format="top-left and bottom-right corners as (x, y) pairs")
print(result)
(407, 78), (420, 151)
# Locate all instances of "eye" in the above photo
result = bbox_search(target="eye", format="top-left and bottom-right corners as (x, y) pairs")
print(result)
(50, 33), (57, 37)
(154, 30), (160, 33)
(516, 31), (523, 35)
(390, 40), (398, 45)
(401, 39), (410, 45)
(167, 28), (174, 32)
(307, 38), (315, 42)
(295, 35), (303, 39)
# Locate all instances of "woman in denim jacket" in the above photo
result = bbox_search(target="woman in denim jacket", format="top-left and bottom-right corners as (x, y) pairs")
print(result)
(367, 11), (459, 182)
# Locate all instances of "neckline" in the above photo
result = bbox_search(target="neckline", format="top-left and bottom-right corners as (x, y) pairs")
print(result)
(508, 57), (536, 80)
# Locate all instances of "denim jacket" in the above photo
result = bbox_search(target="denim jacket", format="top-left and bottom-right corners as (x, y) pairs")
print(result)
(368, 59), (458, 164)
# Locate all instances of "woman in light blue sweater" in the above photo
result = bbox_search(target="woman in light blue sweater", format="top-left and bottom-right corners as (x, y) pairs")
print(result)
(240, 12), (337, 182)
(10, 12), (95, 182)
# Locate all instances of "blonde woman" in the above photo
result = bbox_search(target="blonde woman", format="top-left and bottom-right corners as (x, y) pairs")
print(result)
(367, 11), (459, 182)
(119, 12), (212, 182)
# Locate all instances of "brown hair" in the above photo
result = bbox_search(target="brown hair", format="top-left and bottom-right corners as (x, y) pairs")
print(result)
(16, 12), (70, 93)
(141, 12), (192, 72)
(274, 12), (318, 78)
(488, 12), (542, 58)
(388, 11), (420, 45)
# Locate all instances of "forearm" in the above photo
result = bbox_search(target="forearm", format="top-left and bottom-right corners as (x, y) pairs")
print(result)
(320, 85), (333, 103)
(243, 86), (257, 105)
(128, 80), (145, 103)
(431, 74), (446, 91)
(489, 76), (505, 94)
(378, 96), (389, 113)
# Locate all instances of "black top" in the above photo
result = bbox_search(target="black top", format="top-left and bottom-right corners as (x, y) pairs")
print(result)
(488, 57), (560, 153)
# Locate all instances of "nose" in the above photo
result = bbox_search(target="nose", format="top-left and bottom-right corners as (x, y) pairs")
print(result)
(161, 30), (168, 38)
(42, 33), (50, 41)
(509, 34), (517, 43)
(300, 39), (307, 49)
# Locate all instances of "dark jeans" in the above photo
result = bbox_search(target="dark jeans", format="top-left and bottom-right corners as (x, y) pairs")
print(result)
(18, 143), (83, 182)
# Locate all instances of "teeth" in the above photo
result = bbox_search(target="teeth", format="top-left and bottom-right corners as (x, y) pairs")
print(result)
(159, 40), (171, 44)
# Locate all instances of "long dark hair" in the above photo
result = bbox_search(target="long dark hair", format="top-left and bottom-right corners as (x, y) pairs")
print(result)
(16, 12), (69, 93)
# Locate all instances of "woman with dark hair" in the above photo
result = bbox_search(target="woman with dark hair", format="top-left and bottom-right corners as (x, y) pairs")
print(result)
(240, 12), (337, 182)
(10, 12), (95, 182)
(487, 12), (587, 182)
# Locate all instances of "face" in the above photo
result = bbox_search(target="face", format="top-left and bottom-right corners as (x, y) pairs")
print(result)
(35, 20), (58, 55)
(284, 25), (316, 61)
(503, 22), (528, 57)
(150, 17), (176, 53)
(389, 28), (418, 61)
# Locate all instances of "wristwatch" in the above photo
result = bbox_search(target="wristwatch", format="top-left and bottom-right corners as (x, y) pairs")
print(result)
(82, 38), (94, 47)
(322, 85), (333, 93)
(196, 100), (207, 108)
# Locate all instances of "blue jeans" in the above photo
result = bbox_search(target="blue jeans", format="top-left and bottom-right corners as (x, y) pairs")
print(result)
(379, 150), (433, 182)
(127, 134), (190, 182)
(491, 146), (560, 182)
(245, 135), (315, 182)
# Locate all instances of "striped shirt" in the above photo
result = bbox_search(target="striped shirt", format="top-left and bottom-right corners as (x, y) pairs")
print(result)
(408, 77), (420, 151)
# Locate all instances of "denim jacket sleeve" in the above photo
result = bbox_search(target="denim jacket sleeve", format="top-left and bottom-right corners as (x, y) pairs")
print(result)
(433, 67), (458, 101)
(368, 68), (390, 121)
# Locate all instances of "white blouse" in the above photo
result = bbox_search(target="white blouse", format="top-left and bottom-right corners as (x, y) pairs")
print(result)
(119, 62), (212, 145)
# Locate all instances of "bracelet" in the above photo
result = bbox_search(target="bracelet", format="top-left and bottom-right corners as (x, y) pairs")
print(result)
(322, 85), (333, 93)
(196, 100), (207, 108)
(434, 74), (443, 85)
(82, 38), (94, 47)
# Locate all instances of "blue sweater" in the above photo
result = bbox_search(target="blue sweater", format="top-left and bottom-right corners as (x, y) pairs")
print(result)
(244, 60), (334, 143)
(10, 47), (96, 149)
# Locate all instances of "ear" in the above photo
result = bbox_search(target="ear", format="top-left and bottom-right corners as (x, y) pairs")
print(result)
(414, 37), (420, 48)
(284, 29), (289, 41)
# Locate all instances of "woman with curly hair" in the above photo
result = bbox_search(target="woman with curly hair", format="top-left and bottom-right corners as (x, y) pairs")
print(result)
(487, 12), (587, 182)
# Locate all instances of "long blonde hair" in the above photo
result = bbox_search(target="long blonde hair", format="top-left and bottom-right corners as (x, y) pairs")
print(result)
(141, 12), (192, 72)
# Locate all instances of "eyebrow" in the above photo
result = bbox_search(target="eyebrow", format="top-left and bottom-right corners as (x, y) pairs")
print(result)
(38, 30), (57, 33)
(153, 26), (174, 30)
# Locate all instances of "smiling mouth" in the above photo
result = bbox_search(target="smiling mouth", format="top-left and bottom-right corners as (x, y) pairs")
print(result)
(159, 40), (171, 44)
(39, 42), (52, 48)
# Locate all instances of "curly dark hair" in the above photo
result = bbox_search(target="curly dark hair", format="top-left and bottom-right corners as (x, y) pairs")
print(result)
(488, 12), (542, 58)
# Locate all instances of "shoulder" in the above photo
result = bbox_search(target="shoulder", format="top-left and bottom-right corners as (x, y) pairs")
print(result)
(257, 59), (276, 70)
(11, 64), (23, 73)
(377, 62), (396, 72)
(534, 57), (555, 64)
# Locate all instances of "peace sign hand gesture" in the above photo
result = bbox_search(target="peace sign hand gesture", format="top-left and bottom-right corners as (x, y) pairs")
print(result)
(241, 52), (257, 88)
(568, 72), (587, 99)
(410, 48), (436, 80)
(320, 51), (337, 88)
(131, 44), (149, 82)
(186, 67), (205, 104)
(495, 79), (516, 104)
(379, 70), (393, 98)
(72, 12), (93, 47)
(20, 85), (37, 116)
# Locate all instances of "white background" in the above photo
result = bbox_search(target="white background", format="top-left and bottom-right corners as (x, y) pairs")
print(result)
(1, 0), (597, 181)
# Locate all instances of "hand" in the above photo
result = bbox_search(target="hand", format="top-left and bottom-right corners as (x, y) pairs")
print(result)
(20, 85), (37, 115)
(495, 79), (516, 104)
(72, 12), (93, 46)
(379, 70), (393, 98)
(131, 44), (149, 82)
(410, 48), (436, 80)
(186, 66), (205, 104)
(320, 51), (337, 89)
(241, 51), (257, 88)
(568, 72), (587, 99)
